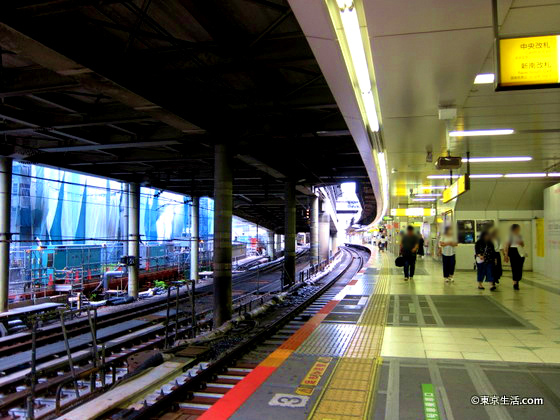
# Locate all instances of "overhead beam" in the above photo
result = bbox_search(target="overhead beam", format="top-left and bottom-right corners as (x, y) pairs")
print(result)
(0, 22), (202, 134)
(40, 140), (181, 153)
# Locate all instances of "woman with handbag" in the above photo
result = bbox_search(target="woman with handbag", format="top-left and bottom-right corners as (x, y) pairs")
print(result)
(504, 224), (525, 290)
(475, 230), (496, 291)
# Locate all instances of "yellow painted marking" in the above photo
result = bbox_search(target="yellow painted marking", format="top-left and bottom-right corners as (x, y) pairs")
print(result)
(295, 356), (332, 396)
(308, 252), (391, 420)
(261, 349), (293, 367)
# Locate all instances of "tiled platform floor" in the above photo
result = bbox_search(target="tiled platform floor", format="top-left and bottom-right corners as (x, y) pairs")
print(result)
(382, 254), (560, 364)
(207, 247), (560, 419)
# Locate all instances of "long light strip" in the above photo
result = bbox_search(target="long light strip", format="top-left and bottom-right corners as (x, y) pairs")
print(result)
(505, 173), (547, 178)
(469, 174), (503, 178)
(462, 156), (532, 163)
(378, 151), (389, 216)
(549, 173), (560, 177)
(415, 193), (442, 197)
(337, 1), (379, 132)
(449, 129), (514, 137)
(412, 197), (437, 202)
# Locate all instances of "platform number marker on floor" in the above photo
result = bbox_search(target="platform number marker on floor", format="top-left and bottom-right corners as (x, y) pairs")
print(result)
(268, 393), (309, 408)
(422, 384), (441, 420)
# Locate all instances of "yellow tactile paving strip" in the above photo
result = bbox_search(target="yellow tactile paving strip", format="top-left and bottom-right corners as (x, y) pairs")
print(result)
(309, 252), (390, 420)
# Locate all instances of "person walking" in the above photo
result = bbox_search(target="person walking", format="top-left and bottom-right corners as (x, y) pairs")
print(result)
(400, 226), (419, 281)
(417, 234), (425, 259)
(475, 230), (496, 291)
(439, 226), (457, 283)
(504, 224), (526, 290)
(381, 235), (388, 252)
(489, 228), (502, 285)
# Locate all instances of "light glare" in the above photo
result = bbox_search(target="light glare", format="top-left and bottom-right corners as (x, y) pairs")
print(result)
(449, 129), (514, 137)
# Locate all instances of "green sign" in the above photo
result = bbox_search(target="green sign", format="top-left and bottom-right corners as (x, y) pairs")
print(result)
(421, 384), (441, 420)
(383, 216), (394, 221)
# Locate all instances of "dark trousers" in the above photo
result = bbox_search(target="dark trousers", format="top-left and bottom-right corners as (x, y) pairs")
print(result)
(442, 255), (456, 278)
(493, 252), (502, 282)
(477, 262), (494, 283)
(403, 254), (416, 278)
(508, 248), (525, 281)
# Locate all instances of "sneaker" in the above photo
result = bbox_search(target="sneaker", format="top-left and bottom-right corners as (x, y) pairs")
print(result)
(444, 278), (449, 283)
(478, 286), (485, 290)
(513, 284), (519, 290)
(449, 277), (455, 283)
(490, 286), (496, 291)
(404, 277), (409, 281)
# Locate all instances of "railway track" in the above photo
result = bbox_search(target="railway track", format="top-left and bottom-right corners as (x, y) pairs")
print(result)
(0, 250), (323, 419)
(54, 245), (369, 420)
(0, 249), (310, 357)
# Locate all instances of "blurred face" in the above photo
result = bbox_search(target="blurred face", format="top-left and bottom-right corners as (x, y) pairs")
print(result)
(446, 227), (453, 236)
(513, 226), (521, 235)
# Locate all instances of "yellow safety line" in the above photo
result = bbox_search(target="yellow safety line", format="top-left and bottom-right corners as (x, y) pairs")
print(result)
(308, 252), (391, 420)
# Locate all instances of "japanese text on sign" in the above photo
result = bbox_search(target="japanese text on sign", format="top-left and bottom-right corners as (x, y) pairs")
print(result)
(499, 35), (560, 87)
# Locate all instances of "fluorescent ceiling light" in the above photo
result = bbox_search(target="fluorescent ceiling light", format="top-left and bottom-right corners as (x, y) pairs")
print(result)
(462, 156), (532, 163)
(548, 173), (560, 177)
(337, 2), (379, 132)
(363, 90), (380, 132)
(504, 173), (547, 178)
(415, 193), (442, 197)
(449, 129), (514, 137)
(427, 174), (460, 179)
(469, 174), (503, 178)
(474, 73), (495, 84)
(339, 4), (370, 94)
(412, 198), (437, 202)
(421, 185), (446, 190)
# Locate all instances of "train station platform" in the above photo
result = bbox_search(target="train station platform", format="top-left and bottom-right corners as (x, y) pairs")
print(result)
(200, 247), (560, 420)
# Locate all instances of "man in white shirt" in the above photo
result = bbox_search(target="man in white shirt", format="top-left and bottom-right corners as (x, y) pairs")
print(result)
(439, 226), (458, 283)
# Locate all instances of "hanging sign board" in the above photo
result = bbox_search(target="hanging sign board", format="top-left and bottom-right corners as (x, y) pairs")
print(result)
(442, 175), (468, 203)
(498, 35), (560, 90)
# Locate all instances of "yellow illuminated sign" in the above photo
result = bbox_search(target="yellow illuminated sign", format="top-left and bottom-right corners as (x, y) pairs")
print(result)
(442, 175), (468, 203)
(499, 35), (560, 88)
(391, 208), (434, 217)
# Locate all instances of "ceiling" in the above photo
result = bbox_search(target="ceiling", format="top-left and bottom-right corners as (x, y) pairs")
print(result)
(0, 0), (377, 232)
(364, 0), (560, 208)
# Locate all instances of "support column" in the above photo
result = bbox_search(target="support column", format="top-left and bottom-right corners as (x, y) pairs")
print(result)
(310, 195), (319, 266)
(190, 196), (200, 282)
(213, 143), (233, 326)
(283, 181), (296, 287)
(331, 233), (338, 256)
(128, 183), (140, 299)
(0, 157), (12, 312)
(275, 234), (282, 253)
(319, 210), (330, 262)
(267, 230), (275, 260)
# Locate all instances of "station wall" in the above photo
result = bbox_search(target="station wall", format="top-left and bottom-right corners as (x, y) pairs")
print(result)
(452, 210), (544, 272)
(543, 183), (560, 280)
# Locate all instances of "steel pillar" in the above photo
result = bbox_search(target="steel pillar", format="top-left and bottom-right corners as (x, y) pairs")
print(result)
(190, 196), (200, 282)
(283, 181), (296, 287)
(213, 143), (233, 326)
(275, 234), (282, 253)
(267, 230), (275, 260)
(310, 195), (319, 265)
(0, 157), (12, 312)
(127, 183), (140, 299)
